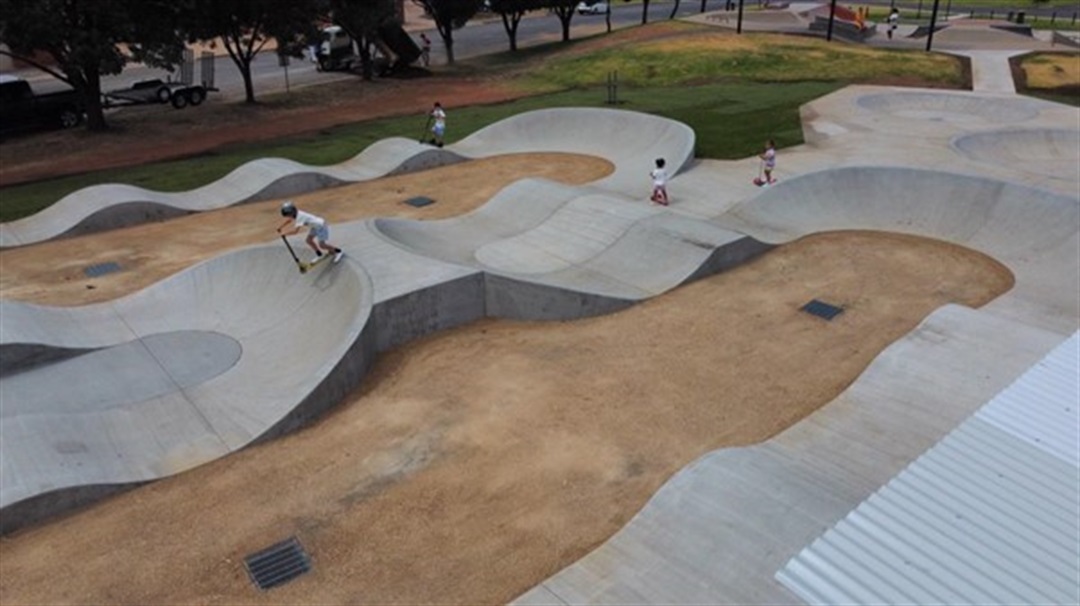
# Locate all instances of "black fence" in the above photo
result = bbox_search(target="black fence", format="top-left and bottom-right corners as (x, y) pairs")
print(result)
(908, 5), (1078, 26)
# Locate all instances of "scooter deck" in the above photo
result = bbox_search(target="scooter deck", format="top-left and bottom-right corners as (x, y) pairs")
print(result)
(299, 253), (332, 273)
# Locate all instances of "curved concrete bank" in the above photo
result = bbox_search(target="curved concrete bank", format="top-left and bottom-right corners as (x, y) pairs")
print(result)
(0, 140), (465, 249)
(723, 166), (1078, 333)
(373, 177), (765, 301)
(0, 108), (694, 249)
(0, 246), (373, 532)
(951, 128), (1080, 181)
(449, 107), (696, 198)
(854, 90), (1047, 123)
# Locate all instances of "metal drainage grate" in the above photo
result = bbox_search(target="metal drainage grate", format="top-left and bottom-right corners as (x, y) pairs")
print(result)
(404, 196), (435, 208)
(801, 299), (844, 321)
(244, 536), (311, 591)
(83, 262), (122, 278)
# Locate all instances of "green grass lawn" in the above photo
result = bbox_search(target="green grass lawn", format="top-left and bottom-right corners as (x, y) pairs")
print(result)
(0, 24), (963, 222)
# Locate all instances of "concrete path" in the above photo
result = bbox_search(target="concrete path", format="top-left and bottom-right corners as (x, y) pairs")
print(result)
(949, 49), (1027, 92)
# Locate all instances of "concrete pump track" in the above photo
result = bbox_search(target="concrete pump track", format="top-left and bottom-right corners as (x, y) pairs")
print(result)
(1, 68), (1078, 604)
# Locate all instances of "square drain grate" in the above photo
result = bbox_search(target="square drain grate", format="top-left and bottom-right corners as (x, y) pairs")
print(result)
(801, 299), (844, 321)
(84, 262), (122, 278)
(244, 536), (311, 591)
(404, 196), (435, 208)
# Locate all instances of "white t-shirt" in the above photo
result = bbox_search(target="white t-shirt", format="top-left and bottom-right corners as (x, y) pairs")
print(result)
(432, 107), (446, 129)
(294, 210), (325, 229)
(762, 148), (776, 169)
(651, 167), (668, 186)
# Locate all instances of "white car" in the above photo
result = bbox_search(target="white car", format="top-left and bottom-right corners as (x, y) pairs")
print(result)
(577, 1), (609, 15)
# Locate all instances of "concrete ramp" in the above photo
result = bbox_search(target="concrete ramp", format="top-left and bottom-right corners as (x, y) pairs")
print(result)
(450, 107), (696, 198)
(952, 128), (1080, 180)
(0, 245), (372, 532)
(0, 139), (464, 248)
(721, 166), (1079, 333)
(374, 178), (765, 300)
(854, 90), (1048, 124)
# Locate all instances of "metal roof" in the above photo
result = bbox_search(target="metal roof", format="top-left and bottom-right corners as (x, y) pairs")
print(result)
(777, 331), (1080, 605)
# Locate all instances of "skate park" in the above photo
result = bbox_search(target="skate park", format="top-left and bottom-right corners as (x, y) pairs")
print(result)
(1, 13), (1079, 605)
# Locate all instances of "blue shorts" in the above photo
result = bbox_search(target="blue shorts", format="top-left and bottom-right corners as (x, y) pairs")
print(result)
(433, 123), (445, 137)
(309, 224), (330, 243)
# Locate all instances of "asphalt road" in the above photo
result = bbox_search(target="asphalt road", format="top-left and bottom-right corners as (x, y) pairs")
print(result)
(25, 3), (703, 102)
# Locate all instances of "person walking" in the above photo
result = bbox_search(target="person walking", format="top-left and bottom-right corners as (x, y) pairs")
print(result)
(887, 7), (899, 39)
(276, 201), (344, 264)
(419, 32), (431, 66)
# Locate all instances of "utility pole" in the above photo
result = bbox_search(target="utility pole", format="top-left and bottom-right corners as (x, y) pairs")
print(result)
(926, 0), (942, 51)
(826, 0), (838, 41)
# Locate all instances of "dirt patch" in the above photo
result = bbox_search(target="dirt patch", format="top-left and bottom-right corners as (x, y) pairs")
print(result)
(1010, 51), (1080, 102)
(0, 227), (1012, 605)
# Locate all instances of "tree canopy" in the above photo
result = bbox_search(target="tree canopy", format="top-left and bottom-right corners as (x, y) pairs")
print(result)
(0, 0), (187, 130)
(487, 0), (547, 51)
(324, 0), (399, 80)
(183, 0), (324, 103)
(411, 0), (484, 64)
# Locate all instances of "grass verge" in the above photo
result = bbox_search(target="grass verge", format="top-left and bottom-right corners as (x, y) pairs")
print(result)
(1012, 51), (1080, 106)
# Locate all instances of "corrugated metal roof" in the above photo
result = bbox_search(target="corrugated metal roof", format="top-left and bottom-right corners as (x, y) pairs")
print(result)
(776, 331), (1080, 606)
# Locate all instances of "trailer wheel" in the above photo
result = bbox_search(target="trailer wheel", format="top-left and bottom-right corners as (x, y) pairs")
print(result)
(58, 108), (82, 129)
(186, 87), (206, 106)
(155, 86), (172, 103)
(171, 93), (189, 109)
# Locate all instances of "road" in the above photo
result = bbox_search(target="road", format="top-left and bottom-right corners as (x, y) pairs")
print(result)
(27, 3), (704, 101)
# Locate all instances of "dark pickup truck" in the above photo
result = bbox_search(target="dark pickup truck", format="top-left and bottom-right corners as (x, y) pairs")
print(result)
(0, 75), (85, 136)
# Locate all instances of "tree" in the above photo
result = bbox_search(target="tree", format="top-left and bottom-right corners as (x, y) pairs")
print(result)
(325, 0), (398, 80)
(488, 0), (546, 50)
(545, 0), (578, 42)
(641, 0), (652, 24)
(410, 0), (483, 64)
(0, 0), (187, 131)
(669, 0), (682, 19)
(183, 0), (321, 104)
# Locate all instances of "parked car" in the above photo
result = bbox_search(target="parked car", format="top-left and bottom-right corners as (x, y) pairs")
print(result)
(577, 1), (609, 14)
(0, 74), (84, 137)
